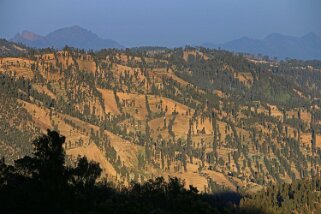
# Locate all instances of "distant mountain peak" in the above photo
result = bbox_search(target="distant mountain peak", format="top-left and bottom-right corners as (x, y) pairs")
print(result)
(13, 31), (44, 42)
(11, 26), (122, 50)
(48, 25), (91, 34)
(203, 32), (321, 60)
(21, 31), (43, 41)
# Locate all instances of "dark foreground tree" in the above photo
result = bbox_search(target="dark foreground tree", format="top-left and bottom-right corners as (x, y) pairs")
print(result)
(0, 130), (264, 214)
(0, 130), (102, 213)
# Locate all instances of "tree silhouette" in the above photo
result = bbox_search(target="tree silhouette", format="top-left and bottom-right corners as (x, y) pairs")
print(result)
(15, 130), (66, 185)
(0, 130), (265, 213)
(0, 130), (103, 213)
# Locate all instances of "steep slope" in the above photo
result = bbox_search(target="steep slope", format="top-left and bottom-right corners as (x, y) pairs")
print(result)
(0, 39), (29, 56)
(1, 45), (321, 194)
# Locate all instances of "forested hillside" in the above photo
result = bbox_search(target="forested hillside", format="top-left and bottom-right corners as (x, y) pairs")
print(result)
(1, 40), (321, 196)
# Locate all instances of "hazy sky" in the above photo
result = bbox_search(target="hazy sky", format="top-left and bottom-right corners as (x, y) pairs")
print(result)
(0, 0), (320, 47)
